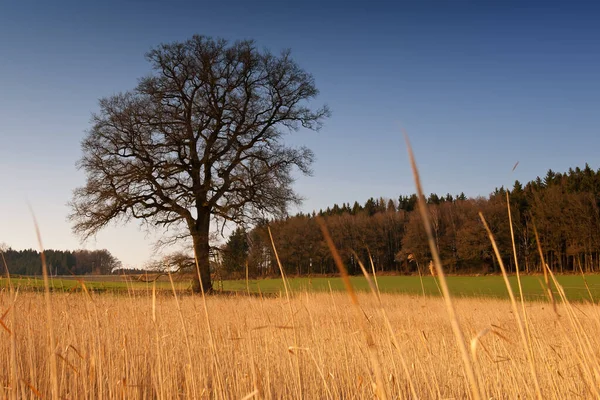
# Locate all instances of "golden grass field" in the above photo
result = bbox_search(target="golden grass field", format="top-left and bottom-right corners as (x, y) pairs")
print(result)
(2, 144), (597, 399)
(1, 288), (599, 399)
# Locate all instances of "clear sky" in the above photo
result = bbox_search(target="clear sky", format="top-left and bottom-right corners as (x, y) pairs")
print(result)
(1, 0), (599, 268)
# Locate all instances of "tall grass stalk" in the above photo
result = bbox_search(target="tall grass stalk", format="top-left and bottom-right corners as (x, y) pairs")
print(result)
(546, 266), (600, 396)
(317, 217), (389, 400)
(357, 251), (418, 398)
(479, 212), (543, 399)
(505, 192), (536, 360)
(168, 271), (197, 396)
(532, 224), (600, 396)
(193, 252), (225, 398)
(366, 248), (380, 294)
(31, 213), (59, 399)
(1, 250), (18, 400)
(404, 134), (482, 400)
(268, 225), (303, 399)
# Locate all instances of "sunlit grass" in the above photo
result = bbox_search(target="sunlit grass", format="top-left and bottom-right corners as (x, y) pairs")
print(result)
(221, 274), (600, 301)
(0, 276), (190, 292)
(2, 274), (600, 301)
(0, 291), (598, 398)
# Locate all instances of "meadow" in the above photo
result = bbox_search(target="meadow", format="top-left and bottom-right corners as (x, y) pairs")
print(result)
(2, 250), (600, 399)
(2, 273), (600, 302)
(1, 146), (598, 399)
(1, 286), (599, 399)
(221, 273), (600, 302)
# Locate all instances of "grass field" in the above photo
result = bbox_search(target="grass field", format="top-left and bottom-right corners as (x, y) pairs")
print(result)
(0, 275), (191, 293)
(3, 262), (599, 398)
(221, 274), (600, 302)
(4, 273), (598, 302)
(1, 289), (599, 399)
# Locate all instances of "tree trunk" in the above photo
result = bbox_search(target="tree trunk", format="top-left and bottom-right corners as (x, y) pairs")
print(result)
(191, 211), (212, 293)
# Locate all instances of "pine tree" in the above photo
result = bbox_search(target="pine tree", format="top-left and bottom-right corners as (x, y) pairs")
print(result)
(351, 201), (362, 215)
(222, 227), (250, 277)
(386, 199), (397, 213)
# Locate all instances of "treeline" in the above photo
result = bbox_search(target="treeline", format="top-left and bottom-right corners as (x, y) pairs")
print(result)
(1, 248), (121, 275)
(221, 164), (600, 277)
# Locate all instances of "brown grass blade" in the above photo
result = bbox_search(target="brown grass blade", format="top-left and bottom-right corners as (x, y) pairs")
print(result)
(317, 217), (389, 400)
(21, 379), (42, 398)
(354, 250), (419, 399)
(404, 133), (482, 400)
(267, 225), (304, 398)
(479, 212), (543, 399)
(56, 353), (79, 374)
(30, 209), (59, 399)
(0, 318), (11, 335)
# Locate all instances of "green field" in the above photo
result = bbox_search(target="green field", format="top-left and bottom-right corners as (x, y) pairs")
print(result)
(220, 274), (600, 302)
(0, 275), (190, 293)
(2, 274), (600, 302)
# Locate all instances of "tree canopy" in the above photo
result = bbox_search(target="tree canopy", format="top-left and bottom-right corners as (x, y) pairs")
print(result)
(241, 165), (600, 278)
(0, 247), (121, 276)
(70, 35), (329, 291)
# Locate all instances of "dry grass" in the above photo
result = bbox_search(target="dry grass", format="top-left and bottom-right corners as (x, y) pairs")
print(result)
(0, 290), (598, 399)
(2, 138), (596, 399)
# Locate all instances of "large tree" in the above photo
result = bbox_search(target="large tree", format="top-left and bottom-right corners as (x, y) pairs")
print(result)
(69, 35), (329, 291)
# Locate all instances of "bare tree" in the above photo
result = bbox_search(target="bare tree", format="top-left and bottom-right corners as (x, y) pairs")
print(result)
(69, 35), (329, 291)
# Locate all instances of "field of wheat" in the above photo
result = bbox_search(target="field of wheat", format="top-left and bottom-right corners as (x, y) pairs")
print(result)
(0, 286), (599, 399)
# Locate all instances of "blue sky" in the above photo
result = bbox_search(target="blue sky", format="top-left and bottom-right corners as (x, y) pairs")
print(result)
(1, 1), (599, 268)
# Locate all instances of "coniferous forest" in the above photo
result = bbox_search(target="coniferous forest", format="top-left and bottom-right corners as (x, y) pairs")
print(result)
(221, 165), (600, 278)
(1, 248), (121, 276)
(4, 166), (600, 278)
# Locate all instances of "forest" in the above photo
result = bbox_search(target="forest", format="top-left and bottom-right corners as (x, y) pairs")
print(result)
(221, 164), (600, 278)
(1, 248), (121, 276)
(4, 165), (600, 279)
